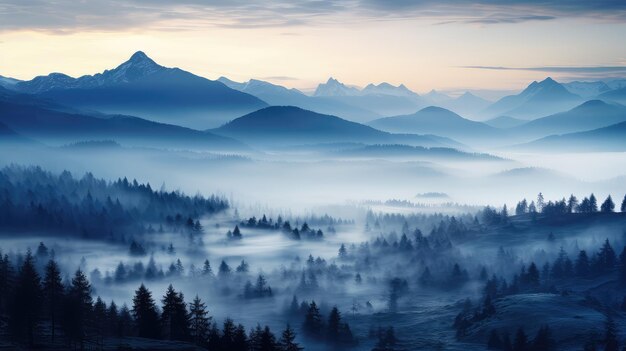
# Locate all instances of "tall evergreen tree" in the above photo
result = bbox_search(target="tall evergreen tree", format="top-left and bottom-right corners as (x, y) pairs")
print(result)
(279, 324), (303, 351)
(302, 301), (324, 339)
(604, 315), (619, 351)
(63, 269), (93, 349)
(621, 195), (626, 212)
(232, 323), (249, 351)
(619, 246), (626, 284)
(9, 251), (43, 347)
(532, 325), (554, 351)
(327, 306), (342, 343)
(93, 297), (107, 348)
(601, 195), (615, 213)
(589, 194), (598, 213)
(161, 284), (190, 341)
(513, 327), (528, 351)
(575, 250), (591, 277)
(189, 295), (211, 346)
(132, 284), (160, 339)
(487, 329), (502, 350)
(42, 259), (64, 344)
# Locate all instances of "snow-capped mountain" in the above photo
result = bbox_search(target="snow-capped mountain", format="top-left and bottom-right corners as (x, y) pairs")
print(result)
(314, 77), (361, 97)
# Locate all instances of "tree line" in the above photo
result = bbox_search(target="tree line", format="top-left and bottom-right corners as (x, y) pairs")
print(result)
(0, 165), (227, 239)
(0, 250), (302, 350)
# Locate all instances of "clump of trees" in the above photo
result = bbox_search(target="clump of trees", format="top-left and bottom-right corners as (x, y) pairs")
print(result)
(0, 249), (302, 350)
(238, 215), (326, 240)
(0, 165), (227, 239)
(301, 301), (357, 348)
(514, 192), (625, 216)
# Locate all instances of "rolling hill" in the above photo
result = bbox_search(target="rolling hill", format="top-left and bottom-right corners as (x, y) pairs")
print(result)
(14, 51), (267, 129)
(509, 100), (626, 139)
(211, 106), (458, 147)
(484, 116), (527, 129)
(0, 94), (246, 151)
(598, 87), (626, 105)
(369, 106), (500, 143)
(515, 120), (626, 152)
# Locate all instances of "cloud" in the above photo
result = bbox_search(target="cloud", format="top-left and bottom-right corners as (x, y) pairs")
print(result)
(260, 76), (300, 81)
(462, 65), (626, 73)
(462, 65), (626, 81)
(0, 0), (625, 32)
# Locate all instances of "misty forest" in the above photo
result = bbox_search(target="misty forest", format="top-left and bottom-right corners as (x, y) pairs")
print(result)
(1, 48), (626, 351)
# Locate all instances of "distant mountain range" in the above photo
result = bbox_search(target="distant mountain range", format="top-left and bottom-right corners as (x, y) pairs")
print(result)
(12, 51), (267, 129)
(509, 100), (626, 140)
(211, 106), (459, 148)
(369, 106), (499, 143)
(484, 116), (527, 129)
(517, 120), (626, 152)
(0, 89), (246, 151)
(563, 81), (612, 98)
(598, 87), (626, 105)
(0, 75), (20, 89)
(217, 77), (380, 122)
(483, 77), (583, 120)
(311, 78), (426, 117)
(329, 144), (503, 161)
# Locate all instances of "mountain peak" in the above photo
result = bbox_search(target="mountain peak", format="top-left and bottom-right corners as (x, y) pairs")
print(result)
(129, 51), (150, 62)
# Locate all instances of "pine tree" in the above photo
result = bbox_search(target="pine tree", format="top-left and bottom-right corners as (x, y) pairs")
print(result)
(487, 329), (502, 349)
(233, 324), (249, 351)
(259, 326), (278, 351)
(221, 318), (237, 349)
(189, 295), (211, 345)
(575, 250), (591, 277)
(567, 194), (578, 213)
(9, 251), (43, 347)
(202, 259), (214, 277)
(0, 253), (15, 318)
(161, 284), (190, 341)
(132, 284), (160, 339)
(590, 194), (598, 212)
(327, 306), (342, 343)
(601, 195), (615, 213)
(604, 315), (619, 351)
(106, 301), (119, 337)
(233, 225), (242, 239)
(219, 260), (232, 278)
(64, 269), (93, 349)
(532, 325), (554, 351)
(527, 263), (540, 287)
(620, 246), (626, 284)
(279, 324), (303, 351)
(513, 327), (528, 351)
(118, 304), (133, 337)
(43, 259), (64, 344)
(621, 195), (626, 212)
(597, 239), (617, 273)
(93, 297), (107, 347)
(302, 301), (324, 339)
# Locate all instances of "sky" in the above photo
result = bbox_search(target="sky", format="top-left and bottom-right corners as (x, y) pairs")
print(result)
(1, 0), (626, 93)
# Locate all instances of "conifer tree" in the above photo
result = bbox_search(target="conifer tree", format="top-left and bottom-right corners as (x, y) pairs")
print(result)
(279, 324), (303, 351)
(9, 251), (43, 347)
(189, 295), (211, 345)
(132, 283), (160, 339)
(302, 301), (324, 339)
(43, 259), (64, 343)
(601, 195), (615, 213)
(161, 284), (190, 341)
